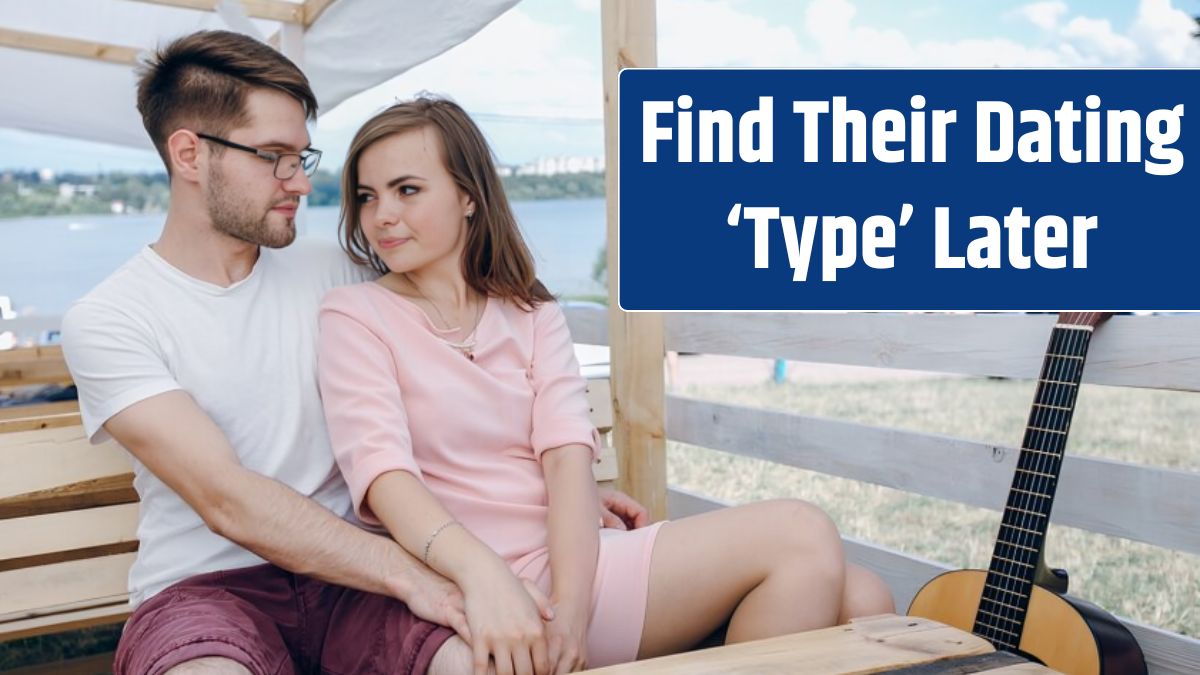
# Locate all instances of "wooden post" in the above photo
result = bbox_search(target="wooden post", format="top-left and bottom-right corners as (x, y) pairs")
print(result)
(601, 0), (666, 520)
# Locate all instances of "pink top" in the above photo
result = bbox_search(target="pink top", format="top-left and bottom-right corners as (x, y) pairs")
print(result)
(317, 282), (600, 565)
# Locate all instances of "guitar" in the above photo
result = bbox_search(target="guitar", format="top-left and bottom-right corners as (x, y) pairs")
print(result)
(907, 312), (1146, 675)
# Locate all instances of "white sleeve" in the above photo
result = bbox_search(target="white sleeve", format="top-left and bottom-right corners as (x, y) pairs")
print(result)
(60, 301), (181, 443)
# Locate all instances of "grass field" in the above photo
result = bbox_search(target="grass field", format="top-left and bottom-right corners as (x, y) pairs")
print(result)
(666, 372), (1199, 637)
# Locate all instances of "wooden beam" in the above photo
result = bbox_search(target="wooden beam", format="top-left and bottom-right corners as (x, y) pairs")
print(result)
(601, 0), (665, 519)
(304, 0), (339, 27)
(0, 413), (82, 435)
(0, 346), (72, 387)
(123, 0), (304, 24)
(0, 27), (139, 66)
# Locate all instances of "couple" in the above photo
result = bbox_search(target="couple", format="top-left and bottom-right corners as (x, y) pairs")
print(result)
(62, 30), (893, 675)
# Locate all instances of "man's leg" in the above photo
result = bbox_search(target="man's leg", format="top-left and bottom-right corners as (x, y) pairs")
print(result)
(319, 584), (456, 675)
(115, 565), (298, 675)
(163, 657), (252, 674)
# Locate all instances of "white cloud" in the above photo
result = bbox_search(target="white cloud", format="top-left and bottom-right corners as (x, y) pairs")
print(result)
(1060, 16), (1141, 64)
(1130, 0), (1200, 65)
(1013, 1), (1070, 32)
(658, 0), (804, 66)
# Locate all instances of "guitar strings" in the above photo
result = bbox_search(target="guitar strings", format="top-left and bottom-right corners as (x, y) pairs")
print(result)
(975, 313), (1094, 649)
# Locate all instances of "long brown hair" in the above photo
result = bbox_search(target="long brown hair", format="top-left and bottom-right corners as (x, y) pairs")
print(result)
(340, 96), (553, 310)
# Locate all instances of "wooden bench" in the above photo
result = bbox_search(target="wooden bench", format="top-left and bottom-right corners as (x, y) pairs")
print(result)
(0, 346), (617, 656)
(0, 346), (1055, 675)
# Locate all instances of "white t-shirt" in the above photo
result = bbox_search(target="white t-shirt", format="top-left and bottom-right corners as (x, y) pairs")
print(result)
(61, 238), (372, 605)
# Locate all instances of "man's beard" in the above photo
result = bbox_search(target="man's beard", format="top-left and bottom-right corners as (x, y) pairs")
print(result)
(206, 164), (297, 249)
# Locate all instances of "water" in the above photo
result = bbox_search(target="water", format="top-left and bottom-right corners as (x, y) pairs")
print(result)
(0, 200), (607, 318)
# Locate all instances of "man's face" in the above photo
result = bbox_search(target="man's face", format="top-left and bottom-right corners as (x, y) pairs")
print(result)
(203, 88), (313, 249)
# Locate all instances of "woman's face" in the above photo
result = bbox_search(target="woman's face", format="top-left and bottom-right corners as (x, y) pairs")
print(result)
(354, 126), (474, 276)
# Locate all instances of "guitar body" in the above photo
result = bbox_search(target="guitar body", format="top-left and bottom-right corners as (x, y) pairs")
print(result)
(909, 570), (1146, 675)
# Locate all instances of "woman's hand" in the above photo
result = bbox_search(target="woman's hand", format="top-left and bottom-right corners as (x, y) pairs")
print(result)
(462, 563), (554, 675)
(545, 599), (590, 673)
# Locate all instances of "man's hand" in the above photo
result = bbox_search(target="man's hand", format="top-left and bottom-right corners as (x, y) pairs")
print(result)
(397, 563), (471, 643)
(597, 487), (650, 530)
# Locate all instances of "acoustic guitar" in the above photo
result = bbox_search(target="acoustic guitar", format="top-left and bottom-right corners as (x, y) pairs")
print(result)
(907, 312), (1146, 675)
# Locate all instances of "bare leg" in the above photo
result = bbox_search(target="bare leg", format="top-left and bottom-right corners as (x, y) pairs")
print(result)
(429, 637), (496, 675)
(163, 658), (252, 675)
(636, 499), (847, 659)
(839, 564), (896, 623)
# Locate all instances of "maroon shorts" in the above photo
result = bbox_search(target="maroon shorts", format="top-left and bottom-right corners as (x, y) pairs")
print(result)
(113, 563), (455, 675)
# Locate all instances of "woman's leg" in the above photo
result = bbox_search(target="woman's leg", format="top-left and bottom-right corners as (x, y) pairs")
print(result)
(636, 499), (848, 659)
(840, 564), (896, 623)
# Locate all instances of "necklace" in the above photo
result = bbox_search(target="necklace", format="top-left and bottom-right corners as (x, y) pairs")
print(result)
(402, 274), (484, 360)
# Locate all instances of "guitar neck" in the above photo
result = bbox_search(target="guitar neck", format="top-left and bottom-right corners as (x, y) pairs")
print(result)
(974, 320), (1097, 649)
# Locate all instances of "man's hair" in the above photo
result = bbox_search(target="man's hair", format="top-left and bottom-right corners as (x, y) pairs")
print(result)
(136, 30), (318, 173)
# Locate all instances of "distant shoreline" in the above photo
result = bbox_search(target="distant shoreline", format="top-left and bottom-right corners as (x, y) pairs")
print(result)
(0, 170), (605, 219)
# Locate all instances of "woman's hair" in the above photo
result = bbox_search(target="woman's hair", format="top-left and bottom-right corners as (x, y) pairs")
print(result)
(339, 96), (554, 310)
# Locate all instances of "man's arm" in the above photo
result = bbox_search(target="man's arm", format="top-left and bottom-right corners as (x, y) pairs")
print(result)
(104, 389), (468, 636)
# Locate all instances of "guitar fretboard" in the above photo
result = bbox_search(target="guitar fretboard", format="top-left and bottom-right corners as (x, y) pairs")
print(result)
(973, 323), (1094, 651)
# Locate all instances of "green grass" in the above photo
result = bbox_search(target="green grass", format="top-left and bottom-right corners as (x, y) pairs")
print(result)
(666, 374), (1200, 637)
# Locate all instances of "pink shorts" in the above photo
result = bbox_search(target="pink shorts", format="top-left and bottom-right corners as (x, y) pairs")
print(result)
(114, 563), (454, 675)
(513, 521), (666, 667)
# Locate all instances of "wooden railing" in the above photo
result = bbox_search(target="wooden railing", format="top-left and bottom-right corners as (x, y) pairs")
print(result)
(563, 308), (1200, 675)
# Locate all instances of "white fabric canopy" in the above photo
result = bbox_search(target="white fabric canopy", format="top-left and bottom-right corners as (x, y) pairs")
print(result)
(0, 0), (519, 150)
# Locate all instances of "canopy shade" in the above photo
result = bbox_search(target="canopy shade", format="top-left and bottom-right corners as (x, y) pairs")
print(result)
(0, 0), (519, 151)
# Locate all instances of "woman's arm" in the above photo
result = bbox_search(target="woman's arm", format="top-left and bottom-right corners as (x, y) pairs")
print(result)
(541, 443), (600, 670)
(318, 295), (551, 675)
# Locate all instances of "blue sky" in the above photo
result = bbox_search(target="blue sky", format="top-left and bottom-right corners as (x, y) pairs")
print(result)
(2, 0), (1198, 173)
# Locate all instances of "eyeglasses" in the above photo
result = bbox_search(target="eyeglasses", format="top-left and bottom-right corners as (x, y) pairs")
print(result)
(196, 132), (322, 180)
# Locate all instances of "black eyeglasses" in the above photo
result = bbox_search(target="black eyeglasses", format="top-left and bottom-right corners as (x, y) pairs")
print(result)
(196, 132), (322, 180)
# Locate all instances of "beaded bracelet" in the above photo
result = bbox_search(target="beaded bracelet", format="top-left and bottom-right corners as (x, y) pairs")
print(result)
(423, 520), (460, 565)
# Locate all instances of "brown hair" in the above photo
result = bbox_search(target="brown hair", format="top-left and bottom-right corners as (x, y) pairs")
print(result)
(136, 30), (318, 174)
(340, 96), (554, 310)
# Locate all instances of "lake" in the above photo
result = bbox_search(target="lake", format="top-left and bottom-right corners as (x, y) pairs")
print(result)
(0, 199), (607, 319)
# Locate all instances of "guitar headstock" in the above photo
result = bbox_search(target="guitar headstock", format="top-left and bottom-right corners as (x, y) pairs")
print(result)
(1057, 312), (1114, 328)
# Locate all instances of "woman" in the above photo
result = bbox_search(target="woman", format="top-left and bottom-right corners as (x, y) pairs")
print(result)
(317, 97), (894, 675)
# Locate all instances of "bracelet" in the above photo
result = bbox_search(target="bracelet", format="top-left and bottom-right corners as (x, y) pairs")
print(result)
(422, 520), (460, 566)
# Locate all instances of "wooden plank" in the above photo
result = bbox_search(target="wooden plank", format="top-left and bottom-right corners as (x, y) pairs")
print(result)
(123, 0), (305, 23)
(5, 651), (117, 675)
(0, 346), (72, 387)
(602, 0), (665, 521)
(593, 444), (619, 483)
(0, 401), (77, 421)
(0, 600), (130, 643)
(565, 305), (609, 346)
(0, 412), (81, 434)
(666, 396), (1200, 555)
(0, 473), (137, 521)
(586, 378), (614, 431)
(5, 652), (117, 675)
(664, 314), (1200, 392)
(0, 554), (134, 620)
(0, 426), (130, 500)
(0, 28), (140, 66)
(0, 503), (139, 567)
(665, 489), (1200, 675)
(586, 614), (994, 674)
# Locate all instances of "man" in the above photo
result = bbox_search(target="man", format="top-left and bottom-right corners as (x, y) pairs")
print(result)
(61, 30), (647, 675)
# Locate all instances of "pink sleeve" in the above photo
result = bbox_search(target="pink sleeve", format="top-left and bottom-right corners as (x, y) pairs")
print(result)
(529, 301), (601, 461)
(317, 292), (423, 525)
